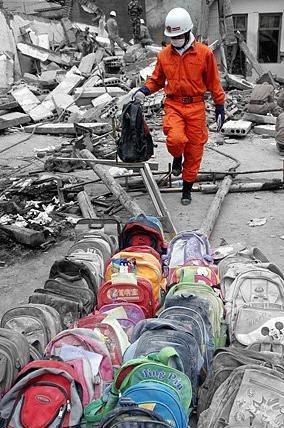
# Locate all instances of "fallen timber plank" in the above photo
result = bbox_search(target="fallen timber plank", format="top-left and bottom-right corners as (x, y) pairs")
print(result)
(80, 149), (144, 217)
(77, 191), (98, 219)
(56, 157), (159, 171)
(0, 112), (31, 130)
(142, 163), (177, 237)
(24, 122), (109, 135)
(235, 31), (264, 76)
(199, 180), (283, 194)
(0, 224), (45, 247)
(198, 175), (234, 238)
(160, 180), (283, 194)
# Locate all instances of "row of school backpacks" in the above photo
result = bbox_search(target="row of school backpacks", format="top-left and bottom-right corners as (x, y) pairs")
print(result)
(1, 211), (283, 427)
(83, 228), (227, 427)
(197, 246), (284, 427)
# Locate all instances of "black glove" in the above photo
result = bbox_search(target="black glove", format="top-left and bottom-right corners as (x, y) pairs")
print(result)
(215, 105), (225, 129)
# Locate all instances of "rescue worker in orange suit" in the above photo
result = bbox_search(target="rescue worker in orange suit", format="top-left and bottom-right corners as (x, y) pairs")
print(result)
(133, 7), (225, 205)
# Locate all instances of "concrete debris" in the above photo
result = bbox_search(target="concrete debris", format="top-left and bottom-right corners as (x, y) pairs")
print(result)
(221, 120), (252, 137)
(0, 112), (31, 130)
(248, 217), (267, 227)
(0, 4), (282, 251)
(253, 124), (276, 137)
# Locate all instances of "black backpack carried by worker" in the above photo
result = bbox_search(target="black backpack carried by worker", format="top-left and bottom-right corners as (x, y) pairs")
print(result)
(117, 100), (154, 162)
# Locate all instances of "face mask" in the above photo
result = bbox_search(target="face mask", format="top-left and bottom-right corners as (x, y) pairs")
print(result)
(171, 38), (185, 48)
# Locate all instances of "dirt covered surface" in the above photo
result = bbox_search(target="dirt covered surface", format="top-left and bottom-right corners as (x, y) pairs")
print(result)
(0, 130), (283, 316)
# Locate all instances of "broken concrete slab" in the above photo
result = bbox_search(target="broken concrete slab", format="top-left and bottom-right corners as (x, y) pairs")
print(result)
(41, 68), (85, 112)
(227, 74), (254, 90)
(17, 42), (73, 66)
(24, 122), (110, 135)
(0, 112), (31, 130)
(74, 87), (126, 99)
(221, 120), (252, 136)
(52, 92), (74, 112)
(11, 85), (53, 122)
(79, 53), (97, 75)
(243, 112), (276, 125)
(83, 73), (102, 88)
(11, 86), (39, 113)
(253, 124), (276, 137)
(91, 93), (113, 108)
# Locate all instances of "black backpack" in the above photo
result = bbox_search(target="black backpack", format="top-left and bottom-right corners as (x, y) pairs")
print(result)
(99, 404), (171, 428)
(117, 101), (154, 162)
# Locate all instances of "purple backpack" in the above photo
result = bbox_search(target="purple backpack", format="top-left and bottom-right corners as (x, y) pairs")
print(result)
(165, 232), (213, 281)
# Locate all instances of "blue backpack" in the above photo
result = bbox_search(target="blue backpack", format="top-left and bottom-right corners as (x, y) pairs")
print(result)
(162, 293), (215, 364)
(120, 381), (188, 428)
(84, 347), (191, 427)
(123, 319), (202, 406)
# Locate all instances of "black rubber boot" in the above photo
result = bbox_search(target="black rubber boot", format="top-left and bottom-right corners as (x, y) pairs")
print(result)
(181, 181), (193, 205)
(172, 156), (182, 177)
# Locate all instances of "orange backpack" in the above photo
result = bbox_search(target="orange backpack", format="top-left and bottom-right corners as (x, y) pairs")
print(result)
(104, 250), (166, 305)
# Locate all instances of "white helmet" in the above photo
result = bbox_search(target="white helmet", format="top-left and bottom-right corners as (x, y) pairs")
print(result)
(110, 10), (116, 17)
(164, 7), (193, 37)
(140, 18), (145, 24)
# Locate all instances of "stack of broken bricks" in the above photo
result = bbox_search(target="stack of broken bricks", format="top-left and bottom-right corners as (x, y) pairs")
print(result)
(0, 15), (283, 147)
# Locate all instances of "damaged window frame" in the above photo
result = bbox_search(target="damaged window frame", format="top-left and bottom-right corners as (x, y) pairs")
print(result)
(258, 13), (282, 64)
(232, 14), (248, 76)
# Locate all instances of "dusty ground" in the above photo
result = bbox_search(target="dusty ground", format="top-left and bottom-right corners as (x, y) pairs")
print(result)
(0, 127), (283, 317)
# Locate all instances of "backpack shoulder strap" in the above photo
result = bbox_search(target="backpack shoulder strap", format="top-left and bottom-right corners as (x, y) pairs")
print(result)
(129, 101), (141, 131)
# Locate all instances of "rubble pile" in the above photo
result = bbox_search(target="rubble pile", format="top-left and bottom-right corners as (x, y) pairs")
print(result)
(0, 14), (283, 251)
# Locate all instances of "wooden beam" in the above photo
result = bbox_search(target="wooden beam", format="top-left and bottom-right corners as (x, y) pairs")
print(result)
(80, 149), (144, 217)
(0, 224), (45, 247)
(77, 191), (97, 219)
(55, 156), (159, 171)
(142, 163), (177, 237)
(198, 175), (233, 238)
(235, 31), (264, 76)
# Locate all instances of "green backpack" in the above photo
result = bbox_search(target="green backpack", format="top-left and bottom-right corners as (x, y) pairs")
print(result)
(83, 347), (192, 427)
(167, 275), (226, 349)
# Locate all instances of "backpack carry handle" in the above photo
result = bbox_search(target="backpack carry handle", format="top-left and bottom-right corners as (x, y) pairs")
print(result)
(76, 218), (122, 235)
(155, 346), (184, 373)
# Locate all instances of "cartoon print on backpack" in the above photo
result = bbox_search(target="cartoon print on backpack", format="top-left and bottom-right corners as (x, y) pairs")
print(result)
(261, 321), (284, 342)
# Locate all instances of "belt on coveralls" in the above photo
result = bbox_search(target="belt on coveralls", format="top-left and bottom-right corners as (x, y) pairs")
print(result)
(166, 94), (204, 104)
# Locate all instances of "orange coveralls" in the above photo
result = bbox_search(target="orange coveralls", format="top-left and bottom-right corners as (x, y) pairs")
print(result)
(144, 42), (225, 182)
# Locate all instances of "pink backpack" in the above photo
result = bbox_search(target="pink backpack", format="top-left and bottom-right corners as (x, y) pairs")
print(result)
(98, 303), (145, 325)
(45, 328), (113, 400)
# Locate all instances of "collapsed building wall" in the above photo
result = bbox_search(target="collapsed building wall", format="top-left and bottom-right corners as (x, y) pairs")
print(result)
(70, 0), (146, 42)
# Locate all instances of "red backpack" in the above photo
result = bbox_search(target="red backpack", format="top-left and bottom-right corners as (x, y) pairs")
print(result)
(0, 360), (83, 428)
(97, 277), (157, 318)
(119, 215), (167, 255)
